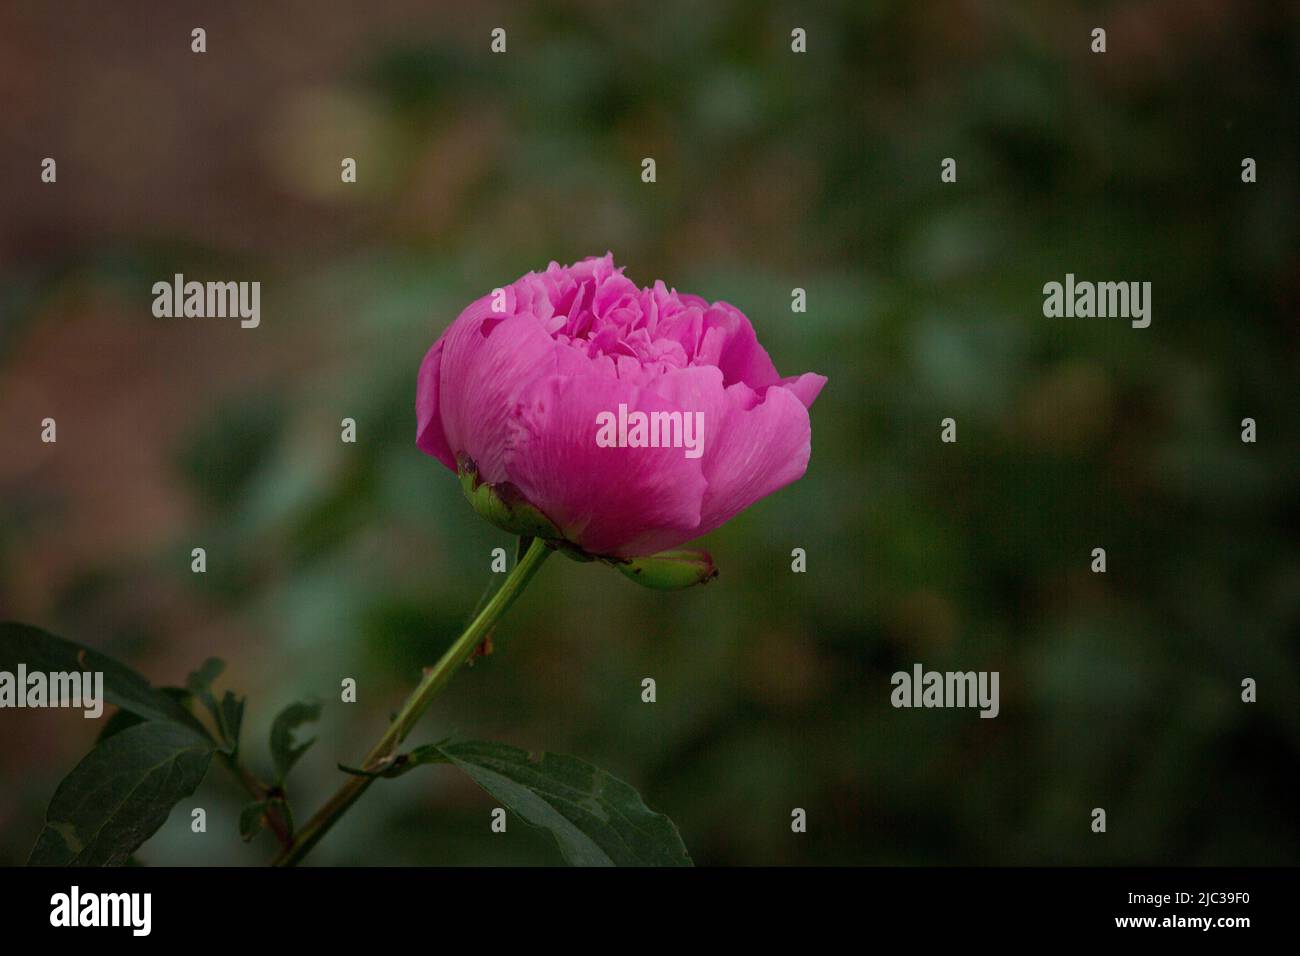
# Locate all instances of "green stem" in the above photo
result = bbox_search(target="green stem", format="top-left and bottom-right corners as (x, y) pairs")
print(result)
(271, 537), (552, 866)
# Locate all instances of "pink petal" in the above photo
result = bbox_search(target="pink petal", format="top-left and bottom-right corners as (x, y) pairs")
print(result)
(651, 365), (729, 425)
(779, 372), (828, 409)
(415, 336), (454, 470)
(695, 384), (814, 536)
(504, 374), (707, 558)
(437, 301), (558, 483)
(696, 303), (781, 390)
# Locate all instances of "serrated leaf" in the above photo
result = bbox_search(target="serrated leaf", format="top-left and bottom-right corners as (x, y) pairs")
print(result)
(0, 622), (203, 732)
(28, 721), (215, 866)
(270, 699), (321, 783)
(436, 740), (692, 867)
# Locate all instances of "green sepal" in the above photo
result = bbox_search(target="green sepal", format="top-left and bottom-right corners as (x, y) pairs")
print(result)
(554, 540), (597, 563)
(612, 549), (718, 590)
(457, 455), (562, 539)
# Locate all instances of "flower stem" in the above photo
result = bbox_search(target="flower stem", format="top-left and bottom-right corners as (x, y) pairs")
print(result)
(271, 537), (553, 866)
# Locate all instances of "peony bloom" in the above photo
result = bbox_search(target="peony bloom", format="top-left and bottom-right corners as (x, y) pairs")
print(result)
(416, 254), (825, 576)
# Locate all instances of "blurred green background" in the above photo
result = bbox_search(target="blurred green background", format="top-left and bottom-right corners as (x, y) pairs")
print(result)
(1, 1), (1297, 865)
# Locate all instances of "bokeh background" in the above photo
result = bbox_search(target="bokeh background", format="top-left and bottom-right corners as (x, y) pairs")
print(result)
(1, 0), (1297, 865)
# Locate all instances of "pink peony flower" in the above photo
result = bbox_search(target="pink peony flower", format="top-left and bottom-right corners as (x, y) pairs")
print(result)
(416, 254), (825, 567)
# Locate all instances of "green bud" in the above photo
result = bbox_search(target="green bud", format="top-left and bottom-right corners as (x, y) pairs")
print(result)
(613, 549), (718, 590)
(457, 455), (561, 540)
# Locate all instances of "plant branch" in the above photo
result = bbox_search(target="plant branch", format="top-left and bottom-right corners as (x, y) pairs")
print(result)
(271, 537), (553, 866)
(221, 754), (293, 848)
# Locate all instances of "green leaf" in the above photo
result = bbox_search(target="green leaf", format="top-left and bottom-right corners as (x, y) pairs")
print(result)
(0, 622), (203, 732)
(436, 740), (692, 867)
(185, 657), (225, 704)
(95, 688), (192, 744)
(96, 708), (144, 744)
(270, 699), (321, 783)
(184, 658), (244, 754)
(28, 721), (215, 866)
(218, 691), (245, 758)
(337, 737), (451, 779)
(240, 796), (293, 842)
(239, 801), (268, 842)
